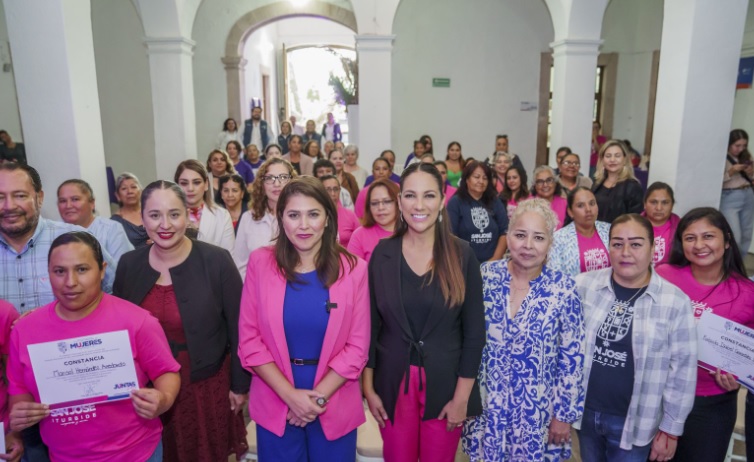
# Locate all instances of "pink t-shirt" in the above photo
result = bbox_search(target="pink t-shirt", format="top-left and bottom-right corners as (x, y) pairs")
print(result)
(346, 225), (393, 262)
(444, 185), (457, 205)
(0, 301), (18, 429)
(577, 231), (610, 273)
(337, 204), (360, 248)
(8, 294), (180, 462)
(550, 195), (567, 230)
(656, 264), (754, 396)
(354, 188), (369, 219)
(650, 214), (680, 265)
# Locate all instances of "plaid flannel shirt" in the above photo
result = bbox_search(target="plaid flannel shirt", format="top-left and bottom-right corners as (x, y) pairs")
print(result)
(573, 268), (697, 449)
(0, 217), (115, 313)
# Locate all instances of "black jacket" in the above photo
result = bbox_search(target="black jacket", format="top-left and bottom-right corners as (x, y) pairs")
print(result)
(367, 236), (485, 421)
(113, 240), (250, 393)
(592, 178), (644, 224)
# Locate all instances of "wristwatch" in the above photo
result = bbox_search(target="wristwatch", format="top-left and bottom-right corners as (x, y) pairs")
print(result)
(316, 397), (328, 407)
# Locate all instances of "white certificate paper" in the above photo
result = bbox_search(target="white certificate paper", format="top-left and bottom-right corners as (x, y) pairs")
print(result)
(28, 330), (139, 408)
(697, 311), (754, 391)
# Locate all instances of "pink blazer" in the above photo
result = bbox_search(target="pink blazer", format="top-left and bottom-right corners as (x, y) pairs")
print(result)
(238, 246), (370, 439)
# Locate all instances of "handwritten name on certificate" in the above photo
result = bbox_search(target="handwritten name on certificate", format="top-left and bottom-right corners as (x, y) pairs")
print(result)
(697, 311), (754, 390)
(27, 330), (139, 407)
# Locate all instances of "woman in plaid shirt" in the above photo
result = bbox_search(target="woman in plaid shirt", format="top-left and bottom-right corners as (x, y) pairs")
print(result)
(574, 214), (697, 462)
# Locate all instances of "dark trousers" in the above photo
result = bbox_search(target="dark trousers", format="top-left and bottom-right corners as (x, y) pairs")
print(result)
(745, 391), (754, 461)
(672, 391), (737, 462)
(21, 424), (49, 462)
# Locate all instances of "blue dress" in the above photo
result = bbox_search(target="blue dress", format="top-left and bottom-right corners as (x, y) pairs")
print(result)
(462, 260), (585, 462)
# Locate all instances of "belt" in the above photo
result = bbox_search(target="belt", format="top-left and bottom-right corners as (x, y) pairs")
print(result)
(724, 184), (752, 190)
(290, 358), (319, 366)
(168, 340), (188, 359)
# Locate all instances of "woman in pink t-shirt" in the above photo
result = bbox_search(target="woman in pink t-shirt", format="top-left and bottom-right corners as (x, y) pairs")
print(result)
(530, 165), (567, 230)
(8, 232), (180, 462)
(0, 300), (20, 459)
(320, 175), (360, 247)
(433, 161), (458, 205)
(642, 182), (680, 265)
(348, 180), (399, 262)
(501, 165), (530, 220)
(656, 208), (754, 462)
(549, 187), (611, 277)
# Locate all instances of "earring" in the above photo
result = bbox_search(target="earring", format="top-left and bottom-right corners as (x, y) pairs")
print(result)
(438, 214), (443, 223)
(400, 213), (404, 222)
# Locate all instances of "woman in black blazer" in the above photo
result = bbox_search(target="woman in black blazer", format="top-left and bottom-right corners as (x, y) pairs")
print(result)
(362, 163), (485, 462)
(113, 180), (251, 462)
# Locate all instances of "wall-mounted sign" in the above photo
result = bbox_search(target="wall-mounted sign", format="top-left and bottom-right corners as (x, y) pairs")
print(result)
(432, 78), (450, 88)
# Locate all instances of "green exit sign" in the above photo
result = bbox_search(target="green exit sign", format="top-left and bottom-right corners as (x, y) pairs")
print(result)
(432, 78), (450, 88)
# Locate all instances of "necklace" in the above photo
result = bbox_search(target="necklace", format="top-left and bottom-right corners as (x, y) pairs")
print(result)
(610, 278), (648, 314)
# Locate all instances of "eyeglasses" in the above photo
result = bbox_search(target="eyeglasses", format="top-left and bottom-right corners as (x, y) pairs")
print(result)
(535, 177), (555, 186)
(561, 160), (580, 167)
(325, 187), (341, 193)
(370, 199), (395, 208)
(262, 174), (292, 184)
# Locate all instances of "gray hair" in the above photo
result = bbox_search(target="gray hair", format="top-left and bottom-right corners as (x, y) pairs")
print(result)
(532, 164), (556, 179)
(115, 172), (141, 191)
(508, 198), (559, 239)
(344, 144), (359, 157)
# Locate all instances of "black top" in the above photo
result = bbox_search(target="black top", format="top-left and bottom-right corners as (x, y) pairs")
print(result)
(113, 240), (250, 393)
(585, 280), (645, 416)
(368, 236), (485, 421)
(0, 143), (26, 164)
(592, 178), (644, 224)
(400, 254), (434, 366)
(111, 214), (149, 248)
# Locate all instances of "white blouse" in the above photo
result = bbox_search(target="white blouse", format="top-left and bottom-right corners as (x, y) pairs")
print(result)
(232, 209), (278, 278)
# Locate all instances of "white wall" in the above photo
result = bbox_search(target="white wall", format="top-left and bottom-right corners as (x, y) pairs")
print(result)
(192, 0), (355, 159)
(91, 0), (156, 184)
(601, 0), (663, 153)
(732, 1), (754, 131)
(243, 22), (280, 135)
(391, 0), (553, 169)
(0, 1), (22, 142)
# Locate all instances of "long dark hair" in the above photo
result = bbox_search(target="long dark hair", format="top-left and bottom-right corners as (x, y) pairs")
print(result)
(668, 207), (747, 279)
(457, 160), (498, 209)
(501, 165), (529, 203)
(393, 163), (466, 307)
(174, 159), (215, 211)
(274, 177), (357, 287)
(729, 129), (752, 163)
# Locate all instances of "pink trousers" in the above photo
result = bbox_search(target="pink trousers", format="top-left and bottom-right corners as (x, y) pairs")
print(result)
(379, 366), (461, 462)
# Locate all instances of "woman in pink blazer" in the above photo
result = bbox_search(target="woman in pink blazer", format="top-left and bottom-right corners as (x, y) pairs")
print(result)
(238, 176), (370, 461)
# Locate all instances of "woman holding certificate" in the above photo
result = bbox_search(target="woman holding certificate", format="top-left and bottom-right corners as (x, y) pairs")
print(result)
(113, 181), (250, 462)
(8, 231), (180, 462)
(238, 176), (370, 461)
(656, 208), (754, 461)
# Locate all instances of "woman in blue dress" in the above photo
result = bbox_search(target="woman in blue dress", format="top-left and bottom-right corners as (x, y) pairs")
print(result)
(463, 198), (585, 462)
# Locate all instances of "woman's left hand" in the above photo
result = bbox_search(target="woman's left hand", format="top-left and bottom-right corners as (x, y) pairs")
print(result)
(547, 418), (571, 445)
(130, 388), (165, 419)
(711, 368), (740, 391)
(229, 391), (247, 415)
(438, 398), (468, 432)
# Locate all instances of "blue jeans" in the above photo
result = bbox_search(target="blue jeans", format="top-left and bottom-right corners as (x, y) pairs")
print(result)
(720, 188), (754, 257)
(577, 408), (651, 462)
(145, 441), (163, 462)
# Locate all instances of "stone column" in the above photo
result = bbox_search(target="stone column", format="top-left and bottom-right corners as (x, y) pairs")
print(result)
(222, 56), (248, 127)
(356, 35), (395, 167)
(648, 0), (748, 215)
(144, 37), (198, 180)
(549, 39), (602, 175)
(3, 0), (110, 218)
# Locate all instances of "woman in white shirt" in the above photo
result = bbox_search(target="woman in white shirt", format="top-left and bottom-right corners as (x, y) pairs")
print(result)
(233, 158), (297, 277)
(217, 118), (243, 149)
(174, 159), (235, 252)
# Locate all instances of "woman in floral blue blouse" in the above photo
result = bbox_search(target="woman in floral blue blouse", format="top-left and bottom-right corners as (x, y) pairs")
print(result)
(463, 198), (585, 462)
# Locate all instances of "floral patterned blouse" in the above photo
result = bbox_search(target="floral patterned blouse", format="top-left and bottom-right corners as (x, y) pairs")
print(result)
(463, 259), (585, 462)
